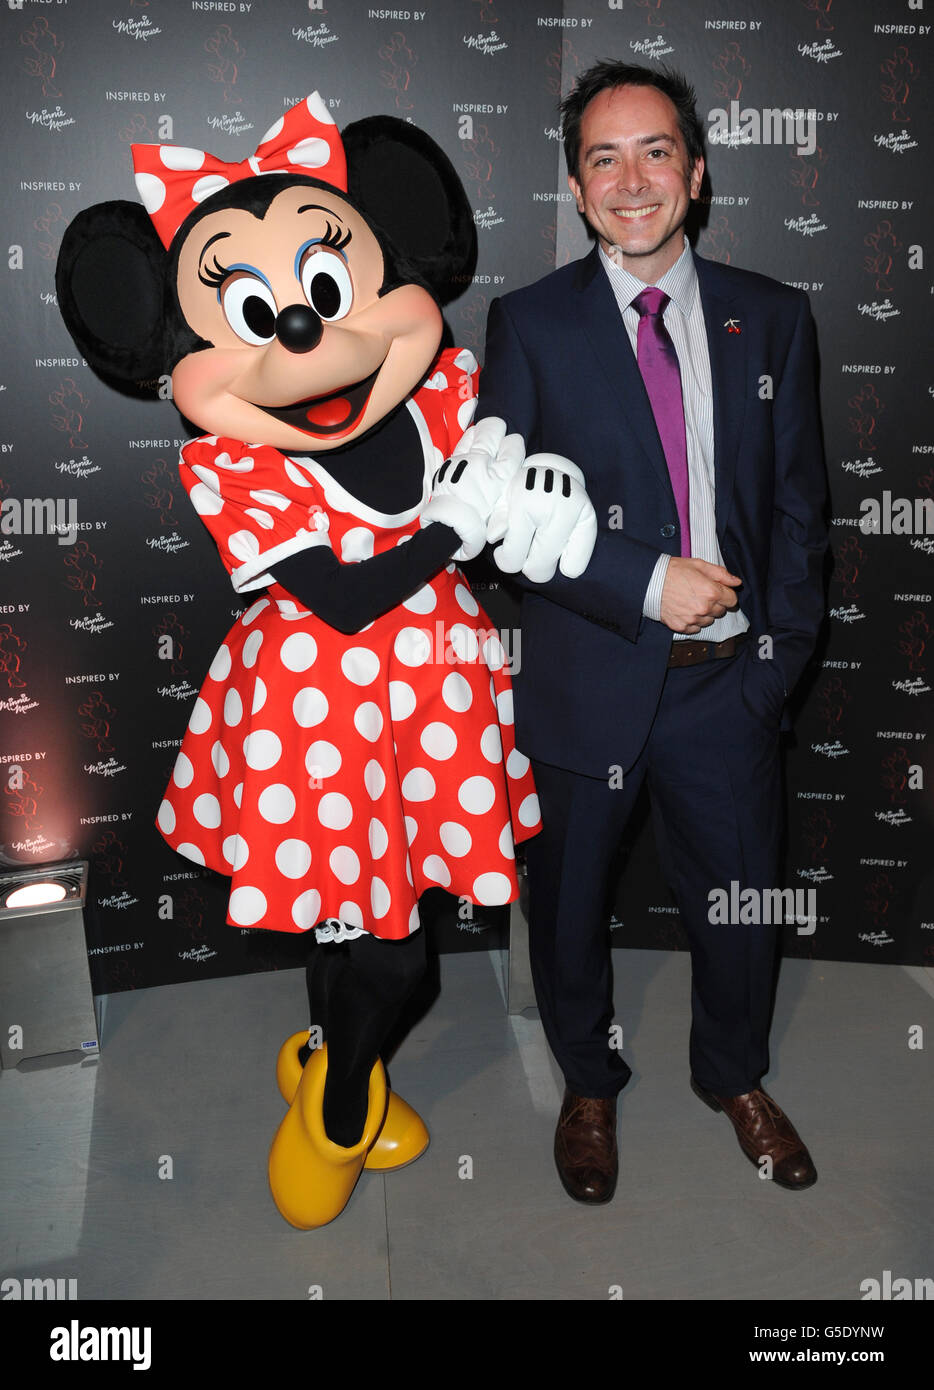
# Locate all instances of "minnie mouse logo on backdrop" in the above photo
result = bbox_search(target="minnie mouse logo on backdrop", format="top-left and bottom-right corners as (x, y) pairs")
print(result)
(56, 92), (596, 1230)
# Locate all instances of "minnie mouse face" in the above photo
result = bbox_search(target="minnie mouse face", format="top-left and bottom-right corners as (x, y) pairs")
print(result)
(173, 182), (442, 452)
(55, 106), (476, 448)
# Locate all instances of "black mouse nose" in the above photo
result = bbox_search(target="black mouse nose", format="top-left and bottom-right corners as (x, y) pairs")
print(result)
(275, 303), (323, 354)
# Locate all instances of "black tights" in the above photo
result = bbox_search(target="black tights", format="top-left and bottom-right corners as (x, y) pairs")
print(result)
(302, 929), (427, 1147)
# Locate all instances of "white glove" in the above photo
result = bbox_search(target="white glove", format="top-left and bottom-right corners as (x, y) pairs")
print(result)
(487, 454), (598, 583)
(420, 416), (525, 561)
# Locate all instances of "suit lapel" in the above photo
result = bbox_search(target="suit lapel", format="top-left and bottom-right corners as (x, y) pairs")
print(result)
(572, 248), (750, 532)
(694, 253), (746, 535)
(573, 248), (673, 500)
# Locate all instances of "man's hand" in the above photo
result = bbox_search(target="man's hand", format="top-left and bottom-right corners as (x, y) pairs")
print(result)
(660, 557), (742, 634)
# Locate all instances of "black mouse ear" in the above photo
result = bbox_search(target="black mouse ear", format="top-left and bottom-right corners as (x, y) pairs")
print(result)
(342, 116), (477, 305)
(56, 200), (169, 392)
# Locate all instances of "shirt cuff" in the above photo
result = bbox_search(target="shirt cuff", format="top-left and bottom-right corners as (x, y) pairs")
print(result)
(643, 553), (671, 622)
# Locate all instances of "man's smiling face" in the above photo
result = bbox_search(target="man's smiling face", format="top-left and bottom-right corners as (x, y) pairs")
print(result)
(568, 83), (704, 283)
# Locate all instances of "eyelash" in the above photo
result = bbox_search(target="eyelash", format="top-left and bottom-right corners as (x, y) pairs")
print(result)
(198, 254), (232, 290)
(595, 149), (667, 166)
(316, 221), (352, 254)
(198, 222), (353, 291)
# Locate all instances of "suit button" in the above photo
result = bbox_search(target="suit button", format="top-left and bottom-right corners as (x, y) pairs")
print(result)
(660, 523), (677, 538)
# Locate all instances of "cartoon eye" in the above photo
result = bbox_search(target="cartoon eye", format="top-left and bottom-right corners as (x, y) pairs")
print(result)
(299, 249), (354, 322)
(221, 274), (278, 346)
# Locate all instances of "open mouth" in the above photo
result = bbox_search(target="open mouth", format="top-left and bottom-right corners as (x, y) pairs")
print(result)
(614, 204), (661, 220)
(262, 366), (382, 440)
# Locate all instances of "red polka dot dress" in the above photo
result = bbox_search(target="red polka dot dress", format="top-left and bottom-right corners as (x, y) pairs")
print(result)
(157, 350), (542, 940)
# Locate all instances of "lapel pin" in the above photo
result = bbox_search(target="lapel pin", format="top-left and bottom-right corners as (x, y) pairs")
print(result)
(724, 317), (741, 334)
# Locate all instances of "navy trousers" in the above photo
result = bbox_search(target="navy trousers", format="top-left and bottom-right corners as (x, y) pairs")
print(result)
(523, 643), (784, 1099)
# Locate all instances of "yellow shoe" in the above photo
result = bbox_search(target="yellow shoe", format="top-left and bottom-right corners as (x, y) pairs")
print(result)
(267, 1043), (387, 1230)
(276, 1031), (429, 1172)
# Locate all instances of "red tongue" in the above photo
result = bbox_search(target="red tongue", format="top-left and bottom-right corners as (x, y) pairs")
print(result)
(305, 396), (353, 428)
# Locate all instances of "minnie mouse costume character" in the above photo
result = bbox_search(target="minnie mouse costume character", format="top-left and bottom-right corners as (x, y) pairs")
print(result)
(56, 93), (596, 1229)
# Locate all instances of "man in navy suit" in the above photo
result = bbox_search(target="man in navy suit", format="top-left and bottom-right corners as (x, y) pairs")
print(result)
(478, 61), (828, 1202)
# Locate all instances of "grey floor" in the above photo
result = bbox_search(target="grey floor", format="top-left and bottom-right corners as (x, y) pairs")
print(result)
(2, 946), (933, 1301)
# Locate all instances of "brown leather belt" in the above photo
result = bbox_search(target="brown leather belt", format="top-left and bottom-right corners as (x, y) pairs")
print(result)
(667, 631), (748, 668)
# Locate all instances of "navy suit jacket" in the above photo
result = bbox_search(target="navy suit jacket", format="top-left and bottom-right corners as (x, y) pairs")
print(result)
(477, 246), (828, 779)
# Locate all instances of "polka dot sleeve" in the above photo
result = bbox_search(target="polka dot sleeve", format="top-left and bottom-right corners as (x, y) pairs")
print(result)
(434, 348), (480, 454)
(179, 436), (332, 593)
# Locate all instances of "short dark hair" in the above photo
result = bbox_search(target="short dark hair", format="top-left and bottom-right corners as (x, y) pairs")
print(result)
(561, 60), (705, 181)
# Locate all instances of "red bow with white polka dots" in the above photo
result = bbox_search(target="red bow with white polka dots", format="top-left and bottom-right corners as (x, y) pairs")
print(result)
(131, 92), (347, 249)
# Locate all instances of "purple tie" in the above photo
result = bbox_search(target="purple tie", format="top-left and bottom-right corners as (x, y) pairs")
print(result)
(632, 287), (691, 557)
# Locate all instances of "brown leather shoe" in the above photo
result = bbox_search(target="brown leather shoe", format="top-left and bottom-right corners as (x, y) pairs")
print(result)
(691, 1079), (817, 1190)
(554, 1089), (618, 1203)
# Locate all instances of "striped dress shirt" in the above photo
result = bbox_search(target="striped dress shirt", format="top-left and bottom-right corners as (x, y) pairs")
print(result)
(599, 236), (748, 643)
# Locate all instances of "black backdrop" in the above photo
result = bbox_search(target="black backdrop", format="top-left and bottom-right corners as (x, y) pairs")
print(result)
(1, 0), (931, 994)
